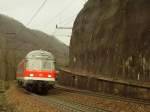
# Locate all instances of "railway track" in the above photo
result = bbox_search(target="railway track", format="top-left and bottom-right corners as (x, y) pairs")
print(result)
(26, 86), (150, 112)
(58, 68), (150, 103)
(18, 83), (149, 112)
(34, 94), (110, 112)
(19, 86), (110, 112)
(55, 85), (150, 106)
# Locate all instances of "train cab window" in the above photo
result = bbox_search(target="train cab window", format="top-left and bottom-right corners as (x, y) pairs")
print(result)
(42, 60), (55, 70)
(26, 59), (42, 70)
(26, 59), (55, 71)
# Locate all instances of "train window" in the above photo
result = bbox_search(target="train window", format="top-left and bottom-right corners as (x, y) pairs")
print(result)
(42, 60), (55, 70)
(26, 59), (42, 70)
(26, 59), (54, 71)
(17, 67), (23, 74)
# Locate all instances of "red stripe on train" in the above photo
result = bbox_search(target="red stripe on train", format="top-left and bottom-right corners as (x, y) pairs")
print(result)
(23, 70), (57, 78)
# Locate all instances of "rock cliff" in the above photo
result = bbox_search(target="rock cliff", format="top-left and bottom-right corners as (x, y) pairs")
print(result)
(70, 0), (150, 81)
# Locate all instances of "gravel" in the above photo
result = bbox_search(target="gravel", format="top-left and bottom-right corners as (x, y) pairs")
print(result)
(47, 88), (150, 112)
(5, 85), (59, 112)
(4, 84), (150, 112)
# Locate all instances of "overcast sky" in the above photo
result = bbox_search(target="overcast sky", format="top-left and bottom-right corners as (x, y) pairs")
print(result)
(0, 0), (86, 45)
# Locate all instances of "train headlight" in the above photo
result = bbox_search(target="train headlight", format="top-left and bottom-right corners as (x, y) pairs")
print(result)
(29, 74), (34, 77)
(48, 75), (51, 78)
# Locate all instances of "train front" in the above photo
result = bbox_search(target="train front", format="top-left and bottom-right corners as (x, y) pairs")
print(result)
(24, 50), (57, 93)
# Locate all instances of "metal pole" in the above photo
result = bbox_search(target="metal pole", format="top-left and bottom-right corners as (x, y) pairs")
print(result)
(56, 25), (72, 30)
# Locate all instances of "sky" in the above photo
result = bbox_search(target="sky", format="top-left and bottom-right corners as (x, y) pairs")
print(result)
(0, 0), (86, 45)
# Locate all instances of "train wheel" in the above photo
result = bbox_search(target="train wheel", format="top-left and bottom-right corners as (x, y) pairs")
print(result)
(37, 85), (49, 94)
(49, 85), (54, 89)
(40, 86), (49, 94)
(17, 80), (23, 86)
(26, 84), (33, 92)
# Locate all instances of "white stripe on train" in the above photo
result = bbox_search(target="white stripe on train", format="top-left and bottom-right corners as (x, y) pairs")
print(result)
(17, 77), (55, 81)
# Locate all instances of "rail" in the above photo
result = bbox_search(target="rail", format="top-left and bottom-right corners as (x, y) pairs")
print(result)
(20, 87), (110, 112)
(58, 68), (150, 100)
(55, 85), (150, 105)
(35, 94), (111, 112)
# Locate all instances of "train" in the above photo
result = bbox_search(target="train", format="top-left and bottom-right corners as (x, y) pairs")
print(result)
(16, 50), (57, 94)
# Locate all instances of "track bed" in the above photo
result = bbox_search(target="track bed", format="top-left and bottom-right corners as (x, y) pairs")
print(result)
(5, 83), (150, 112)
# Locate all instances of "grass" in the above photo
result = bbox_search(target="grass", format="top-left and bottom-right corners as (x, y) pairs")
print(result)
(0, 91), (15, 112)
(0, 93), (7, 111)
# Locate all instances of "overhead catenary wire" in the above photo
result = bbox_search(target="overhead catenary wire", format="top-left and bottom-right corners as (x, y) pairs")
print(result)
(4, 0), (84, 46)
(52, 0), (86, 30)
(14, 0), (48, 38)
(47, 0), (76, 25)
(50, 0), (75, 37)
(42, 0), (83, 29)
(58, 14), (76, 26)
(11, 0), (47, 37)
(26, 0), (48, 26)
(60, 19), (74, 27)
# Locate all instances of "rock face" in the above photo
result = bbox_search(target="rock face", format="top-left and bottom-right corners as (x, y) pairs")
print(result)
(70, 0), (150, 81)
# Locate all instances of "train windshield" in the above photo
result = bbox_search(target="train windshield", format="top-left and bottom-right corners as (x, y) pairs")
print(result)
(26, 59), (55, 71)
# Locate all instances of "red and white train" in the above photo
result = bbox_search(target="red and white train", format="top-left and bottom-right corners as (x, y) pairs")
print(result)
(16, 50), (57, 93)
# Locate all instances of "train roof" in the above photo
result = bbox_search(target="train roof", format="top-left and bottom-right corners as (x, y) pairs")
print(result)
(26, 50), (55, 60)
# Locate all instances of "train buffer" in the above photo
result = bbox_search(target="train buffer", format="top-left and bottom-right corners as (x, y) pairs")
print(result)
(0, 80), (5, 93)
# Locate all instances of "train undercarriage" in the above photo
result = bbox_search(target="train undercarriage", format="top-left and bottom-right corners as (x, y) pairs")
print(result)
(18, 80), (54, 94)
